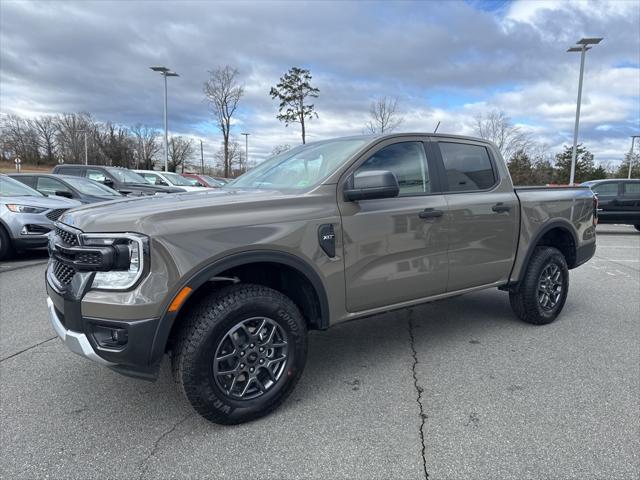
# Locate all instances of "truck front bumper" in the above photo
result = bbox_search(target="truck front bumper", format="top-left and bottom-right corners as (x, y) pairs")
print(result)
(47, 297), (115, 366)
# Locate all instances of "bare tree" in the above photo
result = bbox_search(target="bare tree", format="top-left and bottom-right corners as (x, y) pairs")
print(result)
(1, 114), (40, 165)
(271, 144), (292, 156)
(474, 110), (531, 161)
(365, 96), (403, 134)
(214, 139), (245, 176)
(168, 136), (194, 172)
(55, 112), (95, 164)
(33, 116), (58, 164)
(269, 67), (319, 144)
(203, 66), (244, 178)
(130, 124), (160, 169)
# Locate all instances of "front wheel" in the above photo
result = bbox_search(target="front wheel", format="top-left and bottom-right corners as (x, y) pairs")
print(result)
(172, 284), (307, 425)
(0, 226), (13, 261)
(509, 247), (569, 325)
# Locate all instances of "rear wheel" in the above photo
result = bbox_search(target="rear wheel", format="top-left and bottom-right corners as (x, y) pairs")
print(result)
(172, 284), (307, 425)
(0, 226), (13, 261)
(509, 247), (569, 325)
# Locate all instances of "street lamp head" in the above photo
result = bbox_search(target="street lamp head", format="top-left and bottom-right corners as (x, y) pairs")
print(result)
(241, 132), (250, 136)
(567, 46), (588, 53)
(150, 66), (170, 73)
(165, 71), (179, 77)
(577, 37), (603, 45)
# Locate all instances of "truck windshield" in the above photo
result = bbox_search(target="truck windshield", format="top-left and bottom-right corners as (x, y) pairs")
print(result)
(227, 138), (368, 190)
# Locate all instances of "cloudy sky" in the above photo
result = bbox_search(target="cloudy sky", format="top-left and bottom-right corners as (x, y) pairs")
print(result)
(1, 0), (638, 167)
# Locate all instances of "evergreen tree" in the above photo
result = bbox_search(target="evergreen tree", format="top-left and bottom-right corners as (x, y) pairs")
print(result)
(269, 67), (319, 144)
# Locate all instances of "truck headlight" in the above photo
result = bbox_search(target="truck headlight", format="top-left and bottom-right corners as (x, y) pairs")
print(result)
(81, 233), (148, 290)
(6, 204), (47, 214)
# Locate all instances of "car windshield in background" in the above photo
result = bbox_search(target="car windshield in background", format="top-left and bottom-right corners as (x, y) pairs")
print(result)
(227, 139), (368, 190)
(0, 176), (44, 197)
(203, 176), (225, 186)
(163, 172), (198, 186)
(106, 168), (149, 184)
(64, 177), (121, 196)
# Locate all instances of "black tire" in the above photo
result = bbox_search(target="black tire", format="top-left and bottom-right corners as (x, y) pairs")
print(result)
(0, 226), (14, 261)
(509, 247), (569, 325)
(172, 284), (307, 425)
(634, 225), (640, 232)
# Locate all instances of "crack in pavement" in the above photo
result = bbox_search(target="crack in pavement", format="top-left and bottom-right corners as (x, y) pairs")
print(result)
(137, 413), (193, 480)
(0, 336), (57, 363)
(408, 309), (429, 480)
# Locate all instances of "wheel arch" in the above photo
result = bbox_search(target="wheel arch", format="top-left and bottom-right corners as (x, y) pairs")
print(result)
(514, 220), (578, 284)
(150, 250), (330, 365)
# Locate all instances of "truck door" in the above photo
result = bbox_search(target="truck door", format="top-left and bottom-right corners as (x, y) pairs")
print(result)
(339, 138), (449, 312)
(431, 139), (519, 291)
(620, 181), (640, 224)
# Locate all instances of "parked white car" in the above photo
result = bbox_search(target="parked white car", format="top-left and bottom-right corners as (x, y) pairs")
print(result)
(134, 170), (211, 192)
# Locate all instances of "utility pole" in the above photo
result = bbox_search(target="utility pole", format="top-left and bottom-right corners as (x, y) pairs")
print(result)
(200, 139), (205, 175)
(628, 136), (640, 179)
(567, 37), (602, 185)
(150, 66), (179, 172)
(79, 130), (88, 165)
(241, 132), (250, 172)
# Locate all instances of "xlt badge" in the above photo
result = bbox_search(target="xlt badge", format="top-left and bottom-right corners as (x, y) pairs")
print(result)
(318, 224), (336, 258)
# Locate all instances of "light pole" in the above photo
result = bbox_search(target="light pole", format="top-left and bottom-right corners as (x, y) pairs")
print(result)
(200, 139), (205, 175)
(241, 132), (250, 172)
(567, 37), (603, 185)
(150, 66), (179, 172)
(628, 136), (640, 179)
(78, 130), (88, 165)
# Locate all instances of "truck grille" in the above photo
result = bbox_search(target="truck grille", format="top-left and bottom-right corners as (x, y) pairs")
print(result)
(53, 261), (76, 285)
(46, 209), (68, 222)
(55, 226), (79, 246)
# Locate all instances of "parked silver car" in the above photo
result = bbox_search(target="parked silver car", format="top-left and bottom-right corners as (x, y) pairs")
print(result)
(0, 175), (80, 259)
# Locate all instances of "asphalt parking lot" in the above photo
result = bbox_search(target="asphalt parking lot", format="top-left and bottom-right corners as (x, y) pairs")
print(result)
(1, 225), (638, 480)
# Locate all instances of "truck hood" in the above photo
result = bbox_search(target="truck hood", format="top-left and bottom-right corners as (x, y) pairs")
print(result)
(58, 188), (315, 234)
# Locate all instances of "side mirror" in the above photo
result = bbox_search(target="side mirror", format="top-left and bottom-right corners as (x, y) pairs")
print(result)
(55, 190), (73, 199)
(344, 170), (400, 202)
(103, 178), (114, 187)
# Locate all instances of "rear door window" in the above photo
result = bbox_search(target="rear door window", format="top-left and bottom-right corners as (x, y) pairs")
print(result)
(622, 182), (640, 196)
(438, 142), (496, 192)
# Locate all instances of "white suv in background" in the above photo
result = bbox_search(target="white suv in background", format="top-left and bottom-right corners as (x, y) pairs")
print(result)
(134, 170), (211, 192)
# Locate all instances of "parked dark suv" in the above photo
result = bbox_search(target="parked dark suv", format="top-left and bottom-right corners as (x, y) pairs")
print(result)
(51, 165), (185, 195)
(582, 179), (640, 231)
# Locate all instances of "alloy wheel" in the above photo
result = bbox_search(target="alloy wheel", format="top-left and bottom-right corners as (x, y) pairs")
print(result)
(537, 263), (563, 310)
(212, 317), (289, 400)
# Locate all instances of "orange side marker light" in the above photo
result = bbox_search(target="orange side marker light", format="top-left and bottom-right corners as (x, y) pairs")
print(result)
(168, 286), (193, 313)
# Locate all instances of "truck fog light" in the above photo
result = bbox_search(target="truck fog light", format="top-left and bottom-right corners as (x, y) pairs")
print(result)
(92, 325), (128, 348)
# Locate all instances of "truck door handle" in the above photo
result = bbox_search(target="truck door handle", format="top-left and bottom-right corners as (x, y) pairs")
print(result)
(418, 208), (443, 219)
(492, 203), (511, 213)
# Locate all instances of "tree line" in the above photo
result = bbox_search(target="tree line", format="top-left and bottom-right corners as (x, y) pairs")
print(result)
(0, 112), (195, 172)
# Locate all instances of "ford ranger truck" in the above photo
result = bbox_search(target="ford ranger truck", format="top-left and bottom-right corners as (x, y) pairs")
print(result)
(46, 134), (597, 424)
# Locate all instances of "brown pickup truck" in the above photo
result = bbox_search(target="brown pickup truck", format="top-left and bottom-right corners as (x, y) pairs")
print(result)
(45, 133), (597, 424)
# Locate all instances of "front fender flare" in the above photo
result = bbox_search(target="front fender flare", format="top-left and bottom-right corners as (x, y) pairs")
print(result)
(148, 250), (330, 365)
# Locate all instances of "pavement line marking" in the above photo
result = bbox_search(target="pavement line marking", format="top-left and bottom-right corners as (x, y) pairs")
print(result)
(0, 336), (57, 363)
(0, 260), (48, 274)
